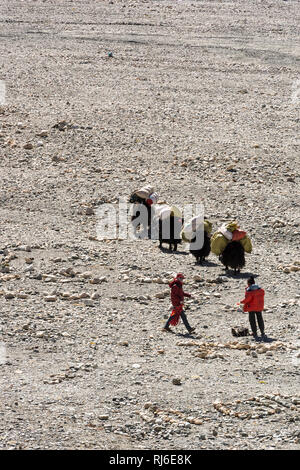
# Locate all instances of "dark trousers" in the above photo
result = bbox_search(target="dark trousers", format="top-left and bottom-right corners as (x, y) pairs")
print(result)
(248, 311), (264, 336)
(165, 310), (192, 332)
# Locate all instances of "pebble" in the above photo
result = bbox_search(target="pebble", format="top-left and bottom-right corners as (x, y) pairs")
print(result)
(155, 291), (169, 299)
(91, 293), (100, 300)
(80, 271), (93, 279)
(61, 292), (71, 298)
(172, 378), (182, 385)
(85, 207), (94, 216)
(17, 245), (31, 252)
(37, 130), (48, 138)
(36, 331), (46, 338)
(44, 296), (57, 302)
(79, 292), (90, 299)
(4, 292), (15, 299)
(89, 277), (107, 284)
(23, 143), (33, 150)
(17, 293), (28, 299)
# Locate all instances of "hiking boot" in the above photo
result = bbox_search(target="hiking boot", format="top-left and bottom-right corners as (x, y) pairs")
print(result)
(188, 328), (196, 334)
(163, 327), (171, 332)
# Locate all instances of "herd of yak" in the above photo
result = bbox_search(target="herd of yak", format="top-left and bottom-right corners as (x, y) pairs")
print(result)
(129, 185), (253, 275)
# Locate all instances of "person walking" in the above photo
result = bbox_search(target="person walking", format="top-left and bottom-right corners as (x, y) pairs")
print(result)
(240, 276), (266, 340)
(163, 273), (196, 334)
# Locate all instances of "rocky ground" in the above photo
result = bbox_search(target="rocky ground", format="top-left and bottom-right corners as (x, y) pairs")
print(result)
(0, 0), (299, 451)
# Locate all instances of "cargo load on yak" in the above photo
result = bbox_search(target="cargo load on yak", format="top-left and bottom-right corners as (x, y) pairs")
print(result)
(181, 216), (212, 243)
(129, 185), (159, 238)
(129, 185), (158, 206)
(211, 221), (252, 273)
(181, 216), (212, 264)
(153, 204), (182, 222)
(153, 204), (183, 251)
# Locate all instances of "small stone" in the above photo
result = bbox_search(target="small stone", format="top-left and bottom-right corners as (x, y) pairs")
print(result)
(61, 292), (71, 298)
(70, 294), (80, 300)
(132, 363), (141, 369)
(90, 276), (107, 284)
(4, 292), (15, 299)
(23, 265), (34, 273)
(89, 277), (100, 284)
(61, 267), (76, 277)
(85, 207), (94, 216)
(44, 295), (57, 302)
(18, 245), (31, 252)
(172, 378), (181, 385)
(154, 425), (163, 432)
(80, 271), (92, 279)
(43, 275), (58, 282)
(37, 130), (48, 138)
(23, 143), (33, 150)
(52, 155), (65, 162)
(91, 292), (100, 300)
(17, 293), (28, 299)
(155, 291), (168, 299)
(79, 292), (90, 299)
(36, 331), (46, 338)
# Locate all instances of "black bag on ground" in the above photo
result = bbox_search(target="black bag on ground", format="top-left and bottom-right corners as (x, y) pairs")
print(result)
(231, 326), (250, 337)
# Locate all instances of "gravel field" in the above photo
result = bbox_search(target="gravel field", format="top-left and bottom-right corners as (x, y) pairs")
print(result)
(0, 0), (299, 451)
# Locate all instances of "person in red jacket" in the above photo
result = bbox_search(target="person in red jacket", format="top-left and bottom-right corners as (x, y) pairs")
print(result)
(163, 273), (196, 334)
(240, 276), (265, 339)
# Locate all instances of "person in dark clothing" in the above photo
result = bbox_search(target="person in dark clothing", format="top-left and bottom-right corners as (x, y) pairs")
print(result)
(163, 273), (195, 334)
(240, 276), (266, 339)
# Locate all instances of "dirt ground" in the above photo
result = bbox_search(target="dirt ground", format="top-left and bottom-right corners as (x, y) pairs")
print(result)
(0, 0), (299, 451)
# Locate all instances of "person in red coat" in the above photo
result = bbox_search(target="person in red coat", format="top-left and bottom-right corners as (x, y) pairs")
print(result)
(163, 273), (196, 334)
(240, 276), (265, 339)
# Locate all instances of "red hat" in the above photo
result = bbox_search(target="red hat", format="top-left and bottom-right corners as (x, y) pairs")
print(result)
(176, 273), (185, 279)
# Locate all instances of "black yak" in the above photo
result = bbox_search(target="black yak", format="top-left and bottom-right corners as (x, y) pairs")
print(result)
(129, 186), (158, 239)
(154, 205), (183, 251)
(219, 240), (246, 273)
(181, 217), (212, 264)
(211, 221), (252, 274)
(189, 229), (211, 264)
